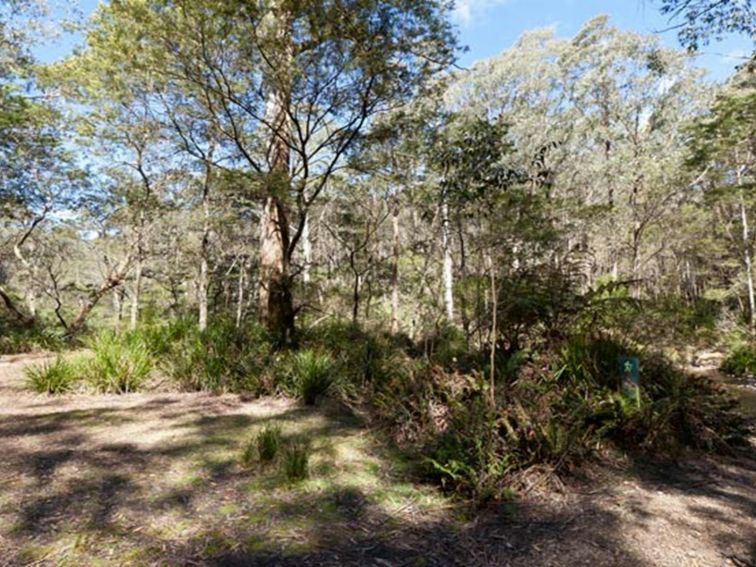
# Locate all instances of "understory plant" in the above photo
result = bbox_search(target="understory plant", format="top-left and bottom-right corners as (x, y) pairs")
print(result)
(25, 357), (80, 394)
(284, 349), (336, 405)
(721, 343), (756, 377)
(85, 331), (152, 393)
(164, 318), (273, 393)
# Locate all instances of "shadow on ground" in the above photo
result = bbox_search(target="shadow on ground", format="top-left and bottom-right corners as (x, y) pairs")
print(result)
(0, 388), (754, 566)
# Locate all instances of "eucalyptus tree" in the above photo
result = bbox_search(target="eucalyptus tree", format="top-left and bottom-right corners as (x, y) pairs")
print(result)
(687, 57), (756, 328)
(76, 0), (457, 343)
(656, 0), (756, 50)
(0, 1), (87, 326)
(445, 17), (710, 297)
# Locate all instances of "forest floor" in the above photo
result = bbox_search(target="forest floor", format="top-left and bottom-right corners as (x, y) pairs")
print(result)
(0, 353), (754, 567)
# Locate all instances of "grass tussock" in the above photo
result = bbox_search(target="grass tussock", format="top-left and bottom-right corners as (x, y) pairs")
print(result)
(241, 424), (283, 468)
(24, 357), (80, 394)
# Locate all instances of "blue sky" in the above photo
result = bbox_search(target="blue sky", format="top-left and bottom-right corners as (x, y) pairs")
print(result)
(453, 0), (753, 81)
(37, 0), (753, 82)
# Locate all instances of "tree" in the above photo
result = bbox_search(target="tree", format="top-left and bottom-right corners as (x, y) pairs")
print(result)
(687, 56), (756, 328)
(74, 0), (456, 343)
(657, 0), (756, 50)
(444, 17), (711, 298)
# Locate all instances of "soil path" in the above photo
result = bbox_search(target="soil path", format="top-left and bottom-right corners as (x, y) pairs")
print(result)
(0, 354), (754, 566)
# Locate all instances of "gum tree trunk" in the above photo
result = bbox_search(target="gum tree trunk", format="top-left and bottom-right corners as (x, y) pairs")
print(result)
(441, 201), (454, 323)
(390, 206), (400, 334)
(257, 5), (295, 344)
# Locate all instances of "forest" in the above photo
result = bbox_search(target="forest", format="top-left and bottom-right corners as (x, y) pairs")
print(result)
(0, 0), (755, 565)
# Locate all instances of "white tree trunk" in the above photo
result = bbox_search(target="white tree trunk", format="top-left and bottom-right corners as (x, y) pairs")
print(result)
(198, 255), (209, 332)
(390, 207), (400, 334)
(740, 192), (755, 331)
(441, 201), (454, 323)
(302, 214), (312, 285)
(236, 259), (245, 328)
(129, 257), (142, 331)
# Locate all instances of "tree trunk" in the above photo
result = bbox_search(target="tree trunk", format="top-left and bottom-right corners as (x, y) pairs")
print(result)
(236, 259), (246, 328)
(740, 191), (755, 331)
(302, 214), (312, 285)
(257, 5), (295, 344)
(66, 252), (134, 338)
(198, 254), (209, 332)
(351, 259), (361, 325)
(129, 256), (142, 331)
(258, 195), (294, 343)
(487, 252), (497, 406)
(0, 286), (34, 326)
(113, 287), (125, 333)
(441, 201), (454, 323)
(390, 206), (400, 334)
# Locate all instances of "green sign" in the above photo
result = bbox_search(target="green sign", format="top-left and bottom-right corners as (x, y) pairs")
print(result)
(619, 356), (640, 402)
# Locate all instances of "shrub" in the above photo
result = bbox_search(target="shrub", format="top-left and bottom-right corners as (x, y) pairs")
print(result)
(721, 343), (756, 377)
(283, 442), (310, 482)
(421, 335), (748, 500)
(86, 332), (152, 393)
(164, 319), (272, 393)
(241, 425), (283, 468)
(0, 321), (66, 355)
(127, 318), (195, 359)
(25, 357), (80, 394)
(286, 349), (335, 405)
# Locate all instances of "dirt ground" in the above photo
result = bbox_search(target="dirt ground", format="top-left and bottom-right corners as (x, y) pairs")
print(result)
(0, 353), (754, 566)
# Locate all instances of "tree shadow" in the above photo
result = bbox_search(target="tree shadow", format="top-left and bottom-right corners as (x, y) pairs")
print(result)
(1, 393), (753, 566)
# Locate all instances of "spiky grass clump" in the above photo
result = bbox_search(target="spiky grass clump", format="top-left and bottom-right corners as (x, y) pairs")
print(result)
(86, 332), (152, 393)
(283, 442), (310, 482)
(241, 424), (283, 467)
(25, 358), (80, 394)
(289, 349), (335, 405)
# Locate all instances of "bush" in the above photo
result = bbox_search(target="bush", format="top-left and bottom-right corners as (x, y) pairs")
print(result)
(85, 331), (152, 393)
(164, 319), (273, 393)
(286, 349), (335, 405)
(25, 357), (80, 394)
(721, 343), (756, 377)
(0, 321), (66, 355)
(241, 424), (283, 467)
(127, 318), (195, 358)
(283, 442), (310, 482)
(417, 334), (749, 500)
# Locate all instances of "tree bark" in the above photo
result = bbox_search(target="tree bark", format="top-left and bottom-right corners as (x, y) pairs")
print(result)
(258, 195), (294, 343)
(740, 190), (755, 331)
(0, 286), (35, 326)
(390, 206), (400, 334)
(257, 4), (295, 344)
(236, 258), (246, 328)
(441, 201), (454, 323)
(113, 287), (125, 333)
(302, 214), (312, 286)
(66, 251), (134, 338)
(198, 155), (213, 332)
(129, 256), (142, 331)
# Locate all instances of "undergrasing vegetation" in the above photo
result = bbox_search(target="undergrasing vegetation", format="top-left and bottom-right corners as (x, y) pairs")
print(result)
(1, 0), (754, 564)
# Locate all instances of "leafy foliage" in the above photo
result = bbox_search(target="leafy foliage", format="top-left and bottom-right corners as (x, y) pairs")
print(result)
(282, 349), (336, 405)
(162, 319), (273, 393)
(24, 357), (80, 394)
(721, 343), (756, 377)
(85, 331), (153, 393)
(659, 0), (756, 50)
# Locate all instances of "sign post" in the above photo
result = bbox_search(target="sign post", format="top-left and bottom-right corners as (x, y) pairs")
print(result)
(619, 356), (640, 406)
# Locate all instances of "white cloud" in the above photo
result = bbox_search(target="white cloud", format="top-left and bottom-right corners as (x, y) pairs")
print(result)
(452, 0), (510, 26)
